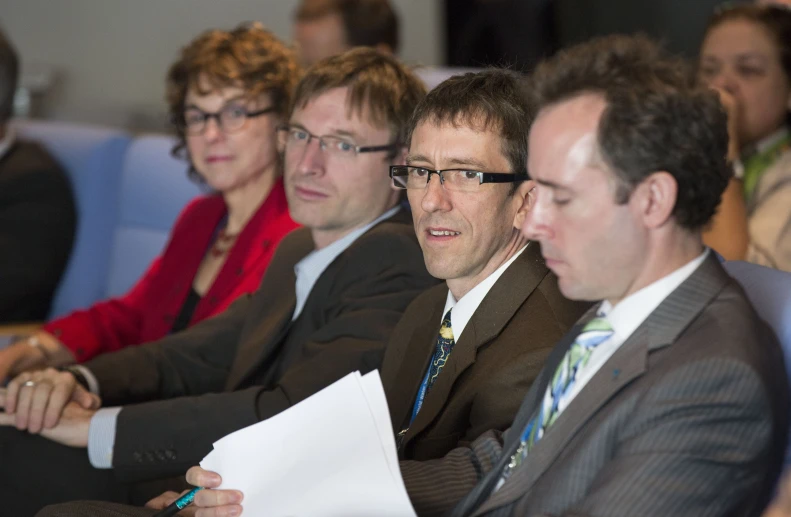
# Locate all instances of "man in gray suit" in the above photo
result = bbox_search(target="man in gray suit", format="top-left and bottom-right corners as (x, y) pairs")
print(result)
(399, 34), (790, 516)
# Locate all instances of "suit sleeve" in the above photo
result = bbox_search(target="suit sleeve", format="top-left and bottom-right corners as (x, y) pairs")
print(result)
(0, 164), (75, 320)
(108, 228), (438, 483)
(86, 293), (251, 406)
(547, 358), (777, 517)
(400, 429), (506, 517)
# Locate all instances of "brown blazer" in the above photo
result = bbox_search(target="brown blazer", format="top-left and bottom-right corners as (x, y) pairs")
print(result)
(382, 244), (590, 461)
(401, 255), (790, 517)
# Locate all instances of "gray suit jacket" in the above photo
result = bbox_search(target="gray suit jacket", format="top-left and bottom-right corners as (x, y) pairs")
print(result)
(402, 255), (790, 517)
(84, 209), (439, 483)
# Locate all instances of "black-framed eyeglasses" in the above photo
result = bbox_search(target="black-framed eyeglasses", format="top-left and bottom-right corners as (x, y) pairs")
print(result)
(277, 125), (401, 159)
(176, 104), (277, 135)
(390, 165), (527, 192)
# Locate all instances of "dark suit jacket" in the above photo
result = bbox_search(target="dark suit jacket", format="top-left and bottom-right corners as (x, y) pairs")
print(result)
(84, 209), (439, 483)
(401, 255), (790, 517)
(382, 244), (590, 461)
(0, 140), (76, 322)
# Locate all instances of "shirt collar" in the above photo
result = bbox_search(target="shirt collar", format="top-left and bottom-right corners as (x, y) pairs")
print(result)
(292, 205), (401, 321)
(441, 244), (529, 341)
(598, 249), (709, 342)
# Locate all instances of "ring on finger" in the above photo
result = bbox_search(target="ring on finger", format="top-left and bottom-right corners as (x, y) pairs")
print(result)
(22, 380), (36, 388)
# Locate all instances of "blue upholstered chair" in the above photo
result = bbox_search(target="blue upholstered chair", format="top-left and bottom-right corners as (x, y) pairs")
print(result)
(14, 119), (131, 318)
(723, 261), (791, 472)
(103, 134), (204, 298)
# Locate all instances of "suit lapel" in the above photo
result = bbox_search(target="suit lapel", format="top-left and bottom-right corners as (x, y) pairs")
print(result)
(225, 230), (314, 390)
(404, 245), (549, 445)
(388, 290), (446, 433)
(473, 254), (732, 515)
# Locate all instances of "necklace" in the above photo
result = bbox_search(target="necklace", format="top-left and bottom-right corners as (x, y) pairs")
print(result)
(209, 228), (239, 258)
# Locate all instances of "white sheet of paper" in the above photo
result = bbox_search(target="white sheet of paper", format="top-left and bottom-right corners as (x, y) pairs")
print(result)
(200, 371), (417, 517)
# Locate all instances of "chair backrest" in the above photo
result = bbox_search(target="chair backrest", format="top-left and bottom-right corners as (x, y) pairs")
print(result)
(14, 119), (131, 318)
(104, 134), (204, 298)
(724, 261), (791, 469)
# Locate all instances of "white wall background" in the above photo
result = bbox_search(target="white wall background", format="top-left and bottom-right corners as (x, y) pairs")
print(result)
(0, 0), (443, 130)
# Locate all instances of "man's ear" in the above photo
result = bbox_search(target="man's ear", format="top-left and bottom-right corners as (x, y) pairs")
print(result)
(632, 171), (677, 229)
(512, 180), (537, 230)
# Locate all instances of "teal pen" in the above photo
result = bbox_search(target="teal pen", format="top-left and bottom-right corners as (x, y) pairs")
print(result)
(153, 487), (203, 517)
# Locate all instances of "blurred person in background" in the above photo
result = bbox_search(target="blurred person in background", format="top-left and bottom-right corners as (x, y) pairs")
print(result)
(0, 28), (76, 324)
(0, 23), (301, 382)
(699, 3), (791, 270)
(293, 0), (399, 67)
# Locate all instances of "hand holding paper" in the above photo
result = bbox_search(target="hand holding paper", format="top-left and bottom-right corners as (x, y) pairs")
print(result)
(198, 370), (416, 516)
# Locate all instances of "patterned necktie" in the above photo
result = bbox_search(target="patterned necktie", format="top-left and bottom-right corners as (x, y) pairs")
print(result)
(396, 308), (455, 447)
(426, 308), (455, 393)
(498, 316), (614, 484)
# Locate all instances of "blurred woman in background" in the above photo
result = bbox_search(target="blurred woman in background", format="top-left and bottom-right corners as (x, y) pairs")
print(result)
(699, 3), (791, 270)
(0, 23), (301, 380)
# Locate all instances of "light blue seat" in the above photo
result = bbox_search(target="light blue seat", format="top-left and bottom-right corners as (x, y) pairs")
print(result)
(724, 261), (791, 472)
(13, 119), (131, 318)
(103, 134), (204, 298)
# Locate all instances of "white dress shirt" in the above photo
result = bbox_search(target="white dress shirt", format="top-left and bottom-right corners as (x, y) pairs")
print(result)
(494, 249), (710, 491)
(555, 250), (709, 419)
(292, 206), (400, 321)
(87, 206), (402, 468)
(440, 245), (528, 341)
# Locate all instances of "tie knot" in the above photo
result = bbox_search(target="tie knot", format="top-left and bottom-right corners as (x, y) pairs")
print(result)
(439, 308), (454, 341)
(582, 316), (612, 333)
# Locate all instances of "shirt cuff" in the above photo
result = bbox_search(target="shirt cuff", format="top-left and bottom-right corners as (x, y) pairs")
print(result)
(71, 364), (100, 395)
(88, 406), (122, 469)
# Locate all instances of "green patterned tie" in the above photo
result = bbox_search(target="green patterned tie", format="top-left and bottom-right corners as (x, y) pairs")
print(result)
(498, 316), (614, 485)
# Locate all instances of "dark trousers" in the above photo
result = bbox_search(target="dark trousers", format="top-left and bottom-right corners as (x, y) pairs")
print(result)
(36, 502), (158, 517)
(0, 427), (186, 517)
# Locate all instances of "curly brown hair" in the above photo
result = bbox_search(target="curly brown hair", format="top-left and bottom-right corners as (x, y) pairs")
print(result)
(166, 22), (301, 178)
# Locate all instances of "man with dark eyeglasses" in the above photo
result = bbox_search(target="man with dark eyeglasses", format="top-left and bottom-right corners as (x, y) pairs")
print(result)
(31, 68), (590, 517)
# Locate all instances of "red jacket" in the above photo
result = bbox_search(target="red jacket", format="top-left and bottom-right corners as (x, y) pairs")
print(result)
(44, 178), (299, 362)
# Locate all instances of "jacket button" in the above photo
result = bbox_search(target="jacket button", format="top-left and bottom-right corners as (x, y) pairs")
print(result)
(155, 450), (167, 461)
(165, 449), (177, 460)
